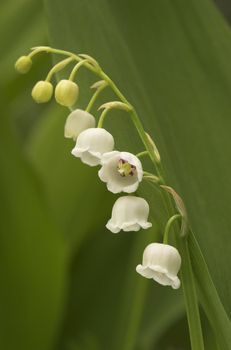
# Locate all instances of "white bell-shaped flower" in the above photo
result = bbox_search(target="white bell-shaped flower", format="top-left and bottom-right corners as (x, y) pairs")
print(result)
(98, 151), (143, 193)
(136, 243), (181, 289)
(106, 196), (152, 233)
(71, 128), (114, 166)
(64, 109), (96, 141)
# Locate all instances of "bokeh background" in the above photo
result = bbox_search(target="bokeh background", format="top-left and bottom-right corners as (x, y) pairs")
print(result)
(1, 0), (231, 349)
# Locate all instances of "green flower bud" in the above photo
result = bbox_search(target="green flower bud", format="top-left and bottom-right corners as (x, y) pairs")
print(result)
(15, 56), (32, 74)
(31, 81), (53, 103)
(55, 79), (79, 107)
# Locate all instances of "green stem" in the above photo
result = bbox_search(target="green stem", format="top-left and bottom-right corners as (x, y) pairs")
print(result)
(45, 57), (74, 81)
(163, 214), (181, 244)
(69, 59), (88, 81)
(136, 150), (149, 158)
(143, 171), (160, 185)
(159, 187), (204, 350)
(98, 70), (162, 176)
(85, 84), (107, 112)
(97, 108), (111, 128)
(143, 176), (161, 186)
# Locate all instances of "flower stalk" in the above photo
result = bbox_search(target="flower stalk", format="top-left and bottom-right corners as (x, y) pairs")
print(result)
(163, 214), (181, 244)
(136, 150), (149, 159)
(45, 57), (74, 81)
(86, 81), (108, 112)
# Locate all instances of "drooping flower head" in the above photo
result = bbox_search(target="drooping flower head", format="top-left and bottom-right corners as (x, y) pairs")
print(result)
(136, 243), (181, 289)
(64, 109), (96, 141)
(106, 196), (152, 233)
(55, 79), (79, 107)
(31, 81), (53, 103)
(98, 151), (143, 193)
(15, 55), (32, 74)
(71, 128), (114, 166)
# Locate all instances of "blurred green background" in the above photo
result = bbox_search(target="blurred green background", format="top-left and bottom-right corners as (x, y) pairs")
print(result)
(1, 0), (231, 349)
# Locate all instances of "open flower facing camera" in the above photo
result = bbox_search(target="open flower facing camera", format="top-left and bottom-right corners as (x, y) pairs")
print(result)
(15, 46), (207, 349)
(136, 243), (181, 289)
(99, 151), (143, 193)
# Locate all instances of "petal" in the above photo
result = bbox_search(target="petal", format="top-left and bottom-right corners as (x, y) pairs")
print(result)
(100, 151), (120, 164)
(106, 181), (123, 194)
(122, 181), (139, 193)
(64, 109), (95, 140)
(151, 271), (172, 286)
(106, 221), (121, 233)
(122, 223), (141, 232)
(76, 128), (114, 154)
(139, 221), (152, 230)
(136, 265), (154, 279)
(81, 151), (101, 166)
(98, 166), (109, 182)
(71, 146), (88, 157)
(171, 276), (181, 289)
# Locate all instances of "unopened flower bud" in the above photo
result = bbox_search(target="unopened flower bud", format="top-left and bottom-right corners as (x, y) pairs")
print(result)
(55, 79), (79, 107)
(31, 81), (53, 103)
(15, 56), (32, 74)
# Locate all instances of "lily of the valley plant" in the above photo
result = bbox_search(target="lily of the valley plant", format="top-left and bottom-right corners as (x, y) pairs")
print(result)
(15, 46), (206, 349)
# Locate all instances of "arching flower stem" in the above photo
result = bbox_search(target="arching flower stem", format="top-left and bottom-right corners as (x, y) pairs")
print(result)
(97, 108), (111, 128)
(45, 57), (74, 82)
(86, 82), (108, 113)
(136, 150), (149, 158)
(69, 59), (89, 81)
(143, 172), (160, 185)
(163, 214), (181, 244)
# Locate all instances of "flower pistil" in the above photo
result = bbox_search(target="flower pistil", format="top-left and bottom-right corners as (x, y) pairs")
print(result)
(117, 159), (136, 177)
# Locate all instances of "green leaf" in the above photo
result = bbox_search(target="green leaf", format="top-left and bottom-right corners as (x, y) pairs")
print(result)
(0, 110), (67, 350)
(0, 1), (68, 349)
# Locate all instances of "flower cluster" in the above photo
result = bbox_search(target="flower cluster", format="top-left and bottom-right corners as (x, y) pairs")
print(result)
(67, 111), (151, 227)
(65, 109), (181, 289)
(15, 47), (182, 290)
